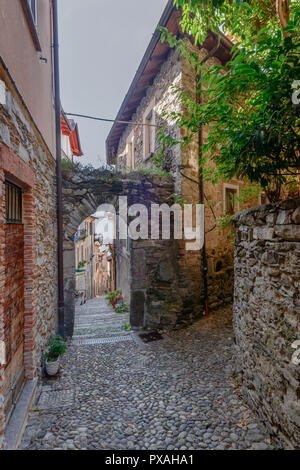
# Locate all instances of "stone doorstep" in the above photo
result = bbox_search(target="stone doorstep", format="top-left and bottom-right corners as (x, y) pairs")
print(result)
(72, 331), (131, 339)
(4, 377), (38, 450)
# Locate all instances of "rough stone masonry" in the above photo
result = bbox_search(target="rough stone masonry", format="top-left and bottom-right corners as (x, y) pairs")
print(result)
(62, 168), (186, 336)
(0, 65), (57, 449)
(234, 198), (300, 449)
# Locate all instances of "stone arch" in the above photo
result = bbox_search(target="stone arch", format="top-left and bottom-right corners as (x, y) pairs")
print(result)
(62, 168), (183, 337)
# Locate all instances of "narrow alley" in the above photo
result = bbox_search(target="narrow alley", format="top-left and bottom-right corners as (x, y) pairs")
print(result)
(0, 0), (299, 454)
(20, 301), (271, 451)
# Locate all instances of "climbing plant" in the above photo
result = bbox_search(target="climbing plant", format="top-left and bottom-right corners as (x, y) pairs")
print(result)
(159, 1), (300, 201)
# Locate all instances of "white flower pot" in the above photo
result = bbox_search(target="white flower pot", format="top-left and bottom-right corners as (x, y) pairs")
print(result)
(45, 359), (60, 376)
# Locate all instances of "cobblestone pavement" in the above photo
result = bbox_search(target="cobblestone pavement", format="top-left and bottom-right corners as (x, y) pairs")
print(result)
(20, 299), (273, 450)
(73, 297), (130, 336)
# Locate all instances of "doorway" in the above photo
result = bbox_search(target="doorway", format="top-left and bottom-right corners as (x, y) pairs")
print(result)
(3, 181), (25, 424)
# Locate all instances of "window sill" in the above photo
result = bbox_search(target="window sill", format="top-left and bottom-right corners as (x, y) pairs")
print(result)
(5, 221), (23, 225)
(21, 0), (42, 52)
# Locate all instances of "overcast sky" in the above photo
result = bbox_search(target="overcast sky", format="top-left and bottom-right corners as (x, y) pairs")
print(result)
(58, 0), (168, 167)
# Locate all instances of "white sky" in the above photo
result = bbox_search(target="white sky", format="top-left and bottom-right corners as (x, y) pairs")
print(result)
(58, 0), (168, 168)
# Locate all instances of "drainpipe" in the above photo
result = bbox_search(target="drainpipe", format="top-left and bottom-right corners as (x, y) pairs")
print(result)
(52, 0), (65, 337)
(197, 34), (222, 316)
(196, 73), (209, 316)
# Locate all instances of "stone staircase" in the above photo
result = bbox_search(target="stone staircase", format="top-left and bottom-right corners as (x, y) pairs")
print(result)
(72, 297), (131, 345)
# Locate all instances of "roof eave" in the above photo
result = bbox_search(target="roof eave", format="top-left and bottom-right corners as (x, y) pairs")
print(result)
(106, 5), (234, 164)
(106, 0), (177, 163)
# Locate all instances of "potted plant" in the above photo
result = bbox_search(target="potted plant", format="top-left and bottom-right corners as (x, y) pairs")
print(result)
(43, 335), (66, 376)
(114, 303), (129, 314)
(105, 290), (122, 309)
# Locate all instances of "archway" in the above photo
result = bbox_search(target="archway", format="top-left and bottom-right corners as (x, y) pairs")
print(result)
(62, 167), (183, 337)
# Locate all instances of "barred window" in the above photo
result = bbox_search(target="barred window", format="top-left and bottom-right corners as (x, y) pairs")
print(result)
(5, 181), (22, 224)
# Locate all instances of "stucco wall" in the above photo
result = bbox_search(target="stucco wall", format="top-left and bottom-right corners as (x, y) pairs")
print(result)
(234, 199), (300, 449)
(0, 0), (56, 155)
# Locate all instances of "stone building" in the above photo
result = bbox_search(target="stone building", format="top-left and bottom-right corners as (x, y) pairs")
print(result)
(106, 2), (260, 318)
(94, 212), (116, 298)
(94, 244), (115, 298)
(0, 0), (58, 449)
(75, 213), (115, 301)
(60, 108), (83, 162)
(75, 216), (96, 301)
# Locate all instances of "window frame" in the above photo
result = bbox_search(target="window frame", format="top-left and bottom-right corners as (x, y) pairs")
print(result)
(21, 0), (42, 52)
(223, 183), (239, 215)
(5, 181), (23, 224)
(126, 226), (131, 254)
(260, 192), (268, 205)
(143, 102), (155, 161)
(28, 0), (37, 24)
(126, 132), (135, 170)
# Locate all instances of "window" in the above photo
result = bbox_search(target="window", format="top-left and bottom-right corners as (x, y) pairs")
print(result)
(28, 0), (37, 24)
(126, 227), (131, 253)
(215, 260), (223, 272)
(0, 80), (6, 106)
(5, 181), (23, 224)
(127, 140), (134, 170)
(225, 187), (237, 215)
(126, 133), (135, 170)
(144, 107), (155, 159)
(144, 112), (152, 157)
(21, 0), (41, 51)
(260, 192), (268, 205)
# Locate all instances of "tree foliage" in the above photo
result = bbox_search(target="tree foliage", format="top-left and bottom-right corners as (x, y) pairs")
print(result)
(173, 0), (298, 44)
(159, 1), (300, 200)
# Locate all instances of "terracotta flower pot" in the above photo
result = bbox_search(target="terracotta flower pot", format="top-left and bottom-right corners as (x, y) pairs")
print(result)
(113, 295), (123, 308)
(45, 359), (59, 376)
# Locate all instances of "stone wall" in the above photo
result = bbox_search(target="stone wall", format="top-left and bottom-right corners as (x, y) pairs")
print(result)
(181, 41), (259, 311)
(234, 199), (300, 449)
(115, 238), (131, 304)
(62, 168), (188, 334)
(62, 168), (122, 337)
(3, 223), (25, 421)
(115, 38), (261, 319)
(125, 175), (182, 330)
(0, 74), (57, 362)
(116, 47), (206, 324)
(116, 49), (182, 192)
